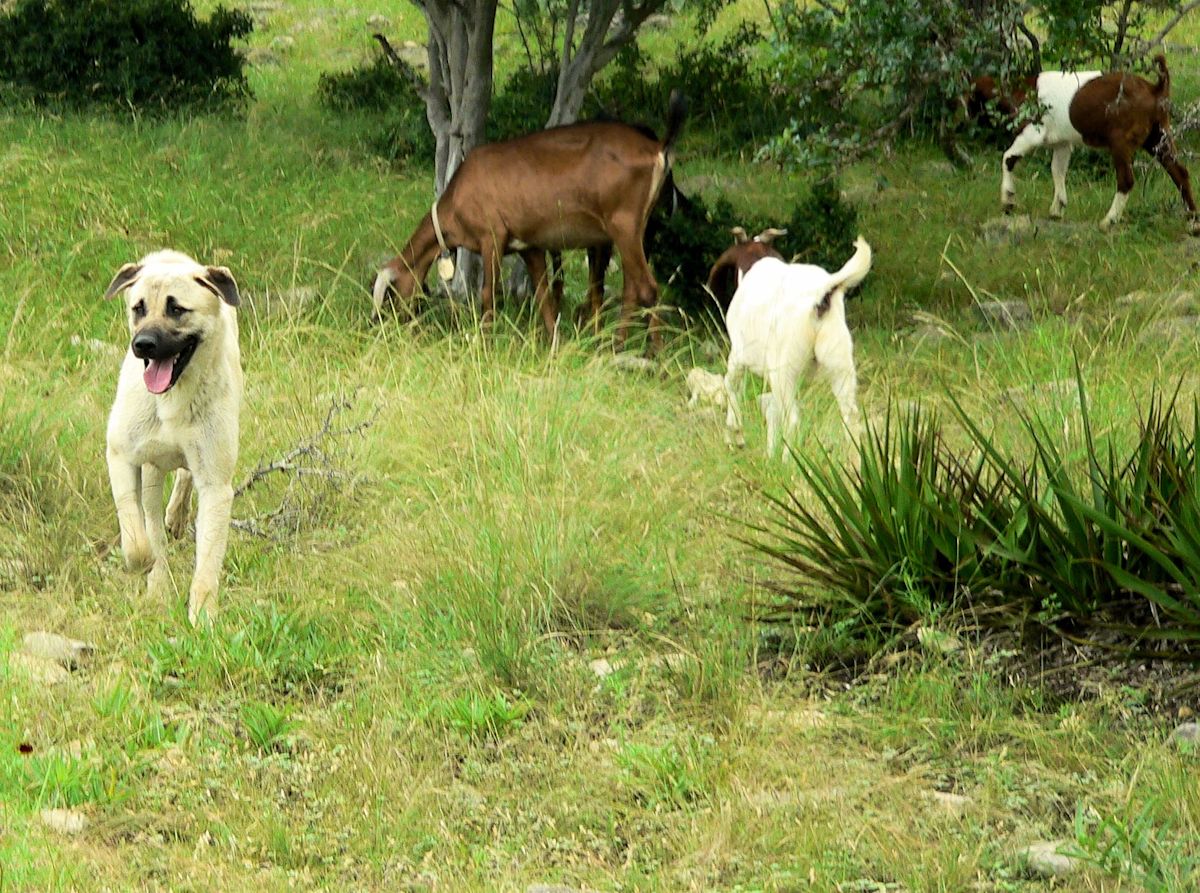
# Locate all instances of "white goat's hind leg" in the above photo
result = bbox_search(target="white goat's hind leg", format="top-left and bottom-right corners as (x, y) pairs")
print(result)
(766, 367), (801, 462)
(723, 364), (746, 448)
(815, 326), (862, 449)
(1049, 145), (1072, 219)
(1001, 125), (1045, 213)
(759, 392), (784, 459)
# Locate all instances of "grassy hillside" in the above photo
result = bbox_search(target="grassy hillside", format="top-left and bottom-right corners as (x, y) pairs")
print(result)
(1, 2), (1199, 890)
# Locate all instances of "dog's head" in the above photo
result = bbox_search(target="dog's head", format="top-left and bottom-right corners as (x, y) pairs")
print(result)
(105, 250), (240, 395)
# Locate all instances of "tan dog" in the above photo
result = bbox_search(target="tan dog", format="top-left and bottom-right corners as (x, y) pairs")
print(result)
(104, 250), (242, 625)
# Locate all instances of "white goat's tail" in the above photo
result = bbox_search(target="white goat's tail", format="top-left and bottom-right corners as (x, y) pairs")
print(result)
(815, 236), (872, 318)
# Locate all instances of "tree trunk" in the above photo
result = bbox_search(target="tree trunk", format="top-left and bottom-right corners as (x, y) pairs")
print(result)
(419, 0), (498, 300)
(545, 0), (669, 128)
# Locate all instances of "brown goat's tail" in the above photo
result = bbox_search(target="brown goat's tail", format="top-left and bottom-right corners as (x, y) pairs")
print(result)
(1152, 53), (1170, 96)
(815, 237), (872, 318)
(661, 89), (688, 157)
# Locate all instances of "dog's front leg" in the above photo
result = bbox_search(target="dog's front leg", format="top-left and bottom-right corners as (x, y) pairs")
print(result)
(165, 469), (194, 539)
(107, 449), (151, 573)
(189, 480), (234, 626)
(141, 464), (171, 598)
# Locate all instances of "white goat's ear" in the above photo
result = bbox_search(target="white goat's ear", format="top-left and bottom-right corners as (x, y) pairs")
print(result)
(195, 266), (241, 306)
(730, 226), (749, 244)
(756, 228), (788, 244)
(104, 263), (142, 299)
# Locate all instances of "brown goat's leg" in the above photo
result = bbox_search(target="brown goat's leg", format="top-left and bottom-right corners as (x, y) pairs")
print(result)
(581, 245), (612, 335)
(479, 241), (502, 327)
(1147, 129), (1198, 230)
(520, 248), (560, 341)
(549, 251), (566, 311)
(1100, 148), (1135, 232)
(612, 234), (660, 354)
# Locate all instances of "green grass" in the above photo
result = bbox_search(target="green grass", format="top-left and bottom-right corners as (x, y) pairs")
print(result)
(2, 2), (1200, 890)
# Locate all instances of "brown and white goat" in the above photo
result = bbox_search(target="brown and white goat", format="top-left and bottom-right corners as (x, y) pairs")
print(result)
(372, 91), (688, 349)
(705, 226), (786, 308)
(979, 54), (1197, 232)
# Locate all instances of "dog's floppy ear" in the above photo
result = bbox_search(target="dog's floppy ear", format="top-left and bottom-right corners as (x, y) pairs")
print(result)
(104, 263), (143, 299)
(196, 266), (241, 307)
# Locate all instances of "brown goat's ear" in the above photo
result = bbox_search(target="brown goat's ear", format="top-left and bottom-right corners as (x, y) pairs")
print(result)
(195, 266), (241, 306)
(104, 263), (142, 299)
(756, 228), (788, 244)
(730, 226), (749, 244)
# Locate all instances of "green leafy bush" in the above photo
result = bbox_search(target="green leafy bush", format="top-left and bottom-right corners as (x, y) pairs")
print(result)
(598, 24), (788, 152)
(750, 370), (1200, 661)
(317, 55), (434, 162)
(0, 0), (251, 110)
(488, 65), (560, 141)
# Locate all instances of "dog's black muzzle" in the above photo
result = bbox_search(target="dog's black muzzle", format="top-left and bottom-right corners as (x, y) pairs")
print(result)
(131, 327), (194, 361)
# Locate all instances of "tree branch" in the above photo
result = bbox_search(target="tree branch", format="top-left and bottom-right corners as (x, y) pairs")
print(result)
(372, 33), (431, 101)
(1136, 0), (1200, 56)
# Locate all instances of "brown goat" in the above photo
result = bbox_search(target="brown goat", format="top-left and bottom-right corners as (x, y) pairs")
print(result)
(705, 227), (786, 308)
(372, 91), (688, 349)
(983, 55), (1197, 232)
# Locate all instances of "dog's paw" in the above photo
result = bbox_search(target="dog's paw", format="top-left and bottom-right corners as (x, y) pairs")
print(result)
(188, 587), (218, 627)
(165, 508), (190, 540)
(147, 563), (170, 599)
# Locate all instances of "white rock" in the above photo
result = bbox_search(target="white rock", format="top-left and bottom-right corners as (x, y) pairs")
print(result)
(22, 631), (94, 670)
(588, 658), (614, 678)
(974, 299), (1032, 330)
(1171, 721), (1199, 748)
(1018, 840), (1079, 877)
(40, 808), (88, 835)
(610, 355), (657, 375)
(9, 653), (70, 686)
(926, 790), (971, 817)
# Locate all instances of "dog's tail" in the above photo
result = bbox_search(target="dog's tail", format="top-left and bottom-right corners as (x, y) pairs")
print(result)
(1152, 53), (1170, 98)
(815, 236), (872, 318)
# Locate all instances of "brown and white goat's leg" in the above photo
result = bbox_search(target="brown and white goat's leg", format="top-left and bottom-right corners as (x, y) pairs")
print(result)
(1001, 125), (1045, 213)
(520, 248), (560, 345)
(1049, 145), (1072, 219)
(1147, 129), (1199, 233)
(1100, 147), (1135, 231)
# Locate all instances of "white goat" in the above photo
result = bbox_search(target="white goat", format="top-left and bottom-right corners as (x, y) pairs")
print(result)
(723, 237), (872, 458)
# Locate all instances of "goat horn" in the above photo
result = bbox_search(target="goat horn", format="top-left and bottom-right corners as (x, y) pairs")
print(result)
(730, 226), (749, 244)
(755, 228), (788, 243)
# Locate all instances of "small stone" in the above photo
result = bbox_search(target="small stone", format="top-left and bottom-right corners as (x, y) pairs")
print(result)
(610, 355), (657, 375)
(926, 790), (971, 817)
(398, 41), (428, 70)
(9, 653), (70, 686)
(1178, 705), (1194, 720)
(974, 299), (1032, 330)
(246, 48), (283, 67)
(1017, 840), (1080, 877)
(917, 627), (963, 655)
(527, 886), (581, 893)
(40, 808), (88, 835)
(979, 214), (1035, 246)
(366, 13), (389, 29)
(22, 632), (94, 670)
(588, 658), (614, 678)
(1171, 721), (1199, 748)
(269, 35), (296, 53)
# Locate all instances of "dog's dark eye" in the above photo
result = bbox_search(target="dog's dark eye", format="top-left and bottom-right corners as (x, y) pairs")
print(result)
(132, 300), (146, 319)
(165, 296), (190, 319)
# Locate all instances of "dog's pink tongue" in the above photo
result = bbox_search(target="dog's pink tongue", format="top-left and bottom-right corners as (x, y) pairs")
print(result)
(143, 357), (176, 394)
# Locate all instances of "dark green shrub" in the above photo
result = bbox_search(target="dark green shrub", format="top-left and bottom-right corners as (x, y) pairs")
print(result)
(649, 179), (859, 318)
(317, 55), (434, 162)
(597, 24), (788, 152)
(0, 0), (251, 110)
(488, 65), (561, 141)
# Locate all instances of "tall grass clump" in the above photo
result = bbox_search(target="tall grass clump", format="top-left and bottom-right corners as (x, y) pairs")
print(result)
(751, 370), (1200, 661)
